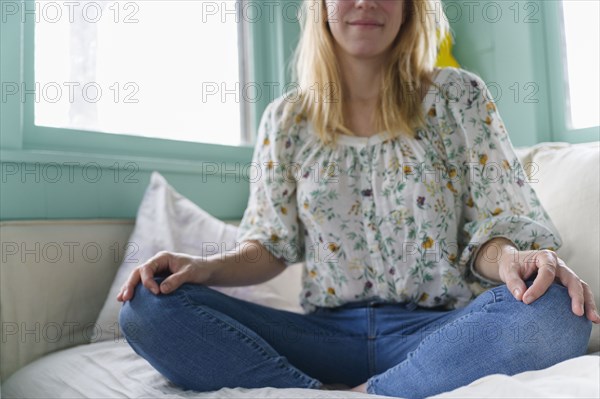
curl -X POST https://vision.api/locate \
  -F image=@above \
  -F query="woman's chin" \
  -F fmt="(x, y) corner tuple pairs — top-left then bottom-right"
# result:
(346, 49), (389, 60)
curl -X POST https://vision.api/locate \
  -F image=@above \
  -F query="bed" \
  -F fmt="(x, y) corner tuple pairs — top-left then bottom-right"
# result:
(2, 141), (599, 398)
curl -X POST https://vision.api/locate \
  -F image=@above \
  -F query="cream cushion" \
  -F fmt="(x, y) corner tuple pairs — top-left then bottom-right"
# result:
(0, 219), (134, 380)
(516, 141), (599, 353)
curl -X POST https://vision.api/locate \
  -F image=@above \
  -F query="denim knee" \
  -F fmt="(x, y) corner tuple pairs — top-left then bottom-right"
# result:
(118, 277), (177, 341)
(501, 281), (592, 361)
(118, 282), (151, 343)
(118, 277), (218, 338)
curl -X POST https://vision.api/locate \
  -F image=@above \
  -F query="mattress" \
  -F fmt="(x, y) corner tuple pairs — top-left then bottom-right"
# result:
(3, 340), (599, 398)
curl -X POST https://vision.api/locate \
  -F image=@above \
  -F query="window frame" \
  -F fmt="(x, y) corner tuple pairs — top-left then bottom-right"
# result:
(2, 0), (307, 170)
(542, 0), (599, 143)
(0, 0), (302, 221)
(24, 0), (253, 161)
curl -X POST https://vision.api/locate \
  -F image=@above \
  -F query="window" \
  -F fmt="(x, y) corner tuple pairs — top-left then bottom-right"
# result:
(560, 0), (599, 130)
(35, 0), (246, 146)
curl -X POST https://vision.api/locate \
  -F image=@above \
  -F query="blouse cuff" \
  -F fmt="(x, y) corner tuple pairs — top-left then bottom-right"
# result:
(260, 237), (303, 266)
(236, 230), (304, 267)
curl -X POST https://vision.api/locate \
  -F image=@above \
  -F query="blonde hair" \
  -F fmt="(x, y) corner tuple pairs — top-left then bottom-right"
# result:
(282, 0), (451, 147)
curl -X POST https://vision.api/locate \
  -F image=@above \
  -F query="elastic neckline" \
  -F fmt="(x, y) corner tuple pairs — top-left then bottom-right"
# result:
(324, 67), (450, 147)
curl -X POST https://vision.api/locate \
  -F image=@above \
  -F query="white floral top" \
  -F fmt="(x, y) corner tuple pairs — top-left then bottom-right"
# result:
(236, 67), (562, 314)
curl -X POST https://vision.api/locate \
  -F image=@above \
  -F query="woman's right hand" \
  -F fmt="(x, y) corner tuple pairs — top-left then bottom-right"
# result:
(116, 251), (214, 302)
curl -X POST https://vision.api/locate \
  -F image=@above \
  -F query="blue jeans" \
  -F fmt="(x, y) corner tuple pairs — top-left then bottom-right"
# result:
(119, 276), (591, 399)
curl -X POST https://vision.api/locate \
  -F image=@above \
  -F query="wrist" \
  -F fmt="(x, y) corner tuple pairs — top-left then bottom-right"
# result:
(477, 237), (518, 263)
(192, 255), (218, 285)
(475, 237), (518, 283)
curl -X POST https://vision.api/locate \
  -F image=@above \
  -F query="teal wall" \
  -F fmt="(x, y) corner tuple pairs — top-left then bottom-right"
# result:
(447, 0), (549, 147)
(1, 0), (597, 221)
(447, 0), (598, 145)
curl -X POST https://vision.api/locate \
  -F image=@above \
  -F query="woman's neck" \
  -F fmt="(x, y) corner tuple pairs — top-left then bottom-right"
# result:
(336, 50), (389, 104)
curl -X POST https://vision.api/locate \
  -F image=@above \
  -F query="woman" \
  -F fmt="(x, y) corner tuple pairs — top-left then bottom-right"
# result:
(117, 1), (598, 398)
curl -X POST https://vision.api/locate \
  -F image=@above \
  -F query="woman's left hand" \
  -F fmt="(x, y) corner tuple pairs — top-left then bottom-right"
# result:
(498, 248), (600, 324)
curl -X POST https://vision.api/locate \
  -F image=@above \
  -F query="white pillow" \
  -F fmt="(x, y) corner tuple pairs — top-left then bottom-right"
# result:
(94, 171), (301, 342)
(525, 142), (600, 353)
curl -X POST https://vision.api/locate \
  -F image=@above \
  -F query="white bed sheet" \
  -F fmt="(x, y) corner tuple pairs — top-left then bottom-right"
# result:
(3, 340), (599, 399)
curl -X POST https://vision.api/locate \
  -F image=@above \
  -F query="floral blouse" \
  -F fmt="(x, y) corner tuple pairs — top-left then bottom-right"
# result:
(236, 67), (562, 314)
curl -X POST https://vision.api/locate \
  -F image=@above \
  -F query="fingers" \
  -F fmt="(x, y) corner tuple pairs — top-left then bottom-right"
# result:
(503, 260), (527, 301)
(520, 253), (600, 323)
(554, 264), (585, 316)
(158, 266), (190, 294)
(140, 259), (162, 295)
(117, 266), (141, 302)
(582, 282), (600, 324)
(560, 273), (600, 323)
(521, 250), (557, 305)
(543, 257), (600, 322)
(117, 251), (170, 301)
(116, 266), (140, 302)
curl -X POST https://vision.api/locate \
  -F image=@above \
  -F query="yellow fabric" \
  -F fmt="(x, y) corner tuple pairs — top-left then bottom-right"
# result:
(436, 31), (460, 68)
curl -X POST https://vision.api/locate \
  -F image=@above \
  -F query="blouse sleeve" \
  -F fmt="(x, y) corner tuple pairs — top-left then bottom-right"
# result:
(235, 99), (305, 266)
(448, 69), (563, 293)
